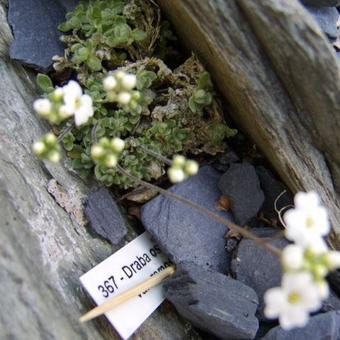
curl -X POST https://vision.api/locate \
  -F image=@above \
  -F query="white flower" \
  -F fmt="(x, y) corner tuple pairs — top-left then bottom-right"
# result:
(103, 76), (117, 91)
(281, 244), (304, 271)
(117, 92), (132, 105)
(184, 160), (199, 176)
(73, 94), (94, 126)
(294, 191), (320, 210)
(283, 191), (330, 248)
(111, 138), (125, 153)
(325, 251), (340, 270)
(316, 281), (330, 299)
(264, 272), (322, 330)
(62, 80), (83, 109)
(33, 98), (52, 116)
(121, 74), (137, 90)
(168, 167), (186, 183)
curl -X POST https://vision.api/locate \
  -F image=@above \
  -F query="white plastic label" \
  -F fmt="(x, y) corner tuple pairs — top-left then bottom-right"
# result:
(80, 232), (171, 339)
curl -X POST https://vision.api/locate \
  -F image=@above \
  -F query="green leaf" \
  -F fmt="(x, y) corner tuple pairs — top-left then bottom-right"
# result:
(193, 89), (212, 105)
(36, 74), (54, 93)
(131, 29), (147, 42)
(87, 56), (102, 71)
(113, 23), (131, 44)
(197, 72), (212, 89)
(188, 96), (198, 112)
(137, 71), (157, 90)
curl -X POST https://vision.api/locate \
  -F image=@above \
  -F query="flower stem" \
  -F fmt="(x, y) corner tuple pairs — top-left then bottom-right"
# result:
(116, 165), (282, 257)
(139, 145), (172, 166)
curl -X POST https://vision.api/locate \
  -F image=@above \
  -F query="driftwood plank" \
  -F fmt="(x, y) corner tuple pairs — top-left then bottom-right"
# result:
(158, 0), (340, 246)
(0, 1), (197, 338)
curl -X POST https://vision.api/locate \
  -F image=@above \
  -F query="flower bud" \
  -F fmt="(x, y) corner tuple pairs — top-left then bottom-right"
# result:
(184, 160), (199, 176)
(32, 141), (45, 155)
(122, 74), (137, 90)
(45, 133), (57, 145)
(117, 92), (132, 105)
(115, 71), (125, 80)
(314, 264), (328, 279)
(91, 145), (105, 159)
(105, 154), (118, 168)
(34, 98), (52, 116)
(48, 151), (61, 163)
(111, 137), (125, 153)
(103, 76), (117, 91)
(172, 155), (186, 167)
(52, 88), (64, 101)
(168, 167), (186, 183)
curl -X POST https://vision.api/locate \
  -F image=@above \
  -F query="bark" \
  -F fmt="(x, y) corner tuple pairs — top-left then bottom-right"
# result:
(0, 1), (197, 339)
(158, 0), (340, 246)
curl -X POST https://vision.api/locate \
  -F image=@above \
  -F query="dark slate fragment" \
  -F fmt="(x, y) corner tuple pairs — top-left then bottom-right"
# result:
(262, 311), (340, 340)
(231, 232), (288, 320)
(141, 166), (233, 274)
(213, 150), (240, 172)
(305, 6), (339, 39)
(329, 269), (340, 297)
(8, 0), (66, 72)
(256, 166), (293, 222)
(164, 262), (259, 340)
(321, 288), (340, 312)
(218, 162), (264, 225)
(57, 0), (79, 11)
(85, 188), (127, 245)
(301, 0), (340, 6)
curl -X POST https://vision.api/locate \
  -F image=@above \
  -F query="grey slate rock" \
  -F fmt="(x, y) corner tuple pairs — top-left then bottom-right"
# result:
(256, 166), (293, 221)
(141, 166), (233, 274)
(164, 262), (259, 340)
(85, 188), (127, 245)
(8, 0), (67, 71)
(301, 0), (340, 7)
(329, 269), (340, 297)
(321, 288), (340, 312)
(262, 311), (340, 340)
(232, 233), (288, 320)
(218, 162), (265, 225)
(305, 6), (339, 39)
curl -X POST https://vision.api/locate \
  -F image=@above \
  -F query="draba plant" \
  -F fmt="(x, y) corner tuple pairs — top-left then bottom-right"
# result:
(34, 0), (236, 189)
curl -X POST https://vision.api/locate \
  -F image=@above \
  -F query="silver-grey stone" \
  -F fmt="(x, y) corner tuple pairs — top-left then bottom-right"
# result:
(164, 262), (259, 340)
(84, 188), (128, 245)
(141, 166), (233, 274)
(218, 162), (265, 225)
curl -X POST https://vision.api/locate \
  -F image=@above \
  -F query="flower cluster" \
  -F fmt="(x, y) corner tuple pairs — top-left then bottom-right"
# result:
(33, 80), (94, 127)
(91, 137), (125, 168)
(264, 191), (340, 330)
(103, 71), (141, 111)
(167, 155), (199, 183)
(32, 133), (61, 163)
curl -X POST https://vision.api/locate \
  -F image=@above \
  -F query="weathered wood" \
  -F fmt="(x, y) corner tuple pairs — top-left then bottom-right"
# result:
(158, 0), (340, 245)
(0, 1), (198, 338)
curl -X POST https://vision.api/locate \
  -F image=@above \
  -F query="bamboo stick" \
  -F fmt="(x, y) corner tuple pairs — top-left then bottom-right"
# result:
(79, 265), (176, 323)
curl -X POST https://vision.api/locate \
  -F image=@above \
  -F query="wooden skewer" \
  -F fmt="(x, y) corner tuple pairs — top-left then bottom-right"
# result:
(79, 265), (176, 323)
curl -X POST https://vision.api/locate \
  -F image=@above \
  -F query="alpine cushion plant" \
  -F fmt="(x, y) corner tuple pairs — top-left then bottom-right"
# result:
(32, 0), (236, 189)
